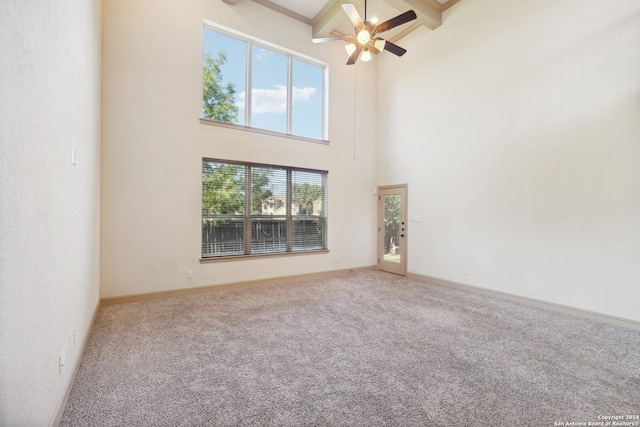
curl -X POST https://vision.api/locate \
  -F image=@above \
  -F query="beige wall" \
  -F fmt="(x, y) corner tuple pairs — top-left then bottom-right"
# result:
(100, 0), (378, 298)
(0, 0), (102, 425)
(376, 0), (640, 322)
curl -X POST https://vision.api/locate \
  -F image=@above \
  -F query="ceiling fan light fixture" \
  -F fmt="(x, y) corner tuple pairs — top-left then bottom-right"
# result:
(345, 42), (357, 56)
(311, 2), (417, 65)
(356, 29), (371, 45)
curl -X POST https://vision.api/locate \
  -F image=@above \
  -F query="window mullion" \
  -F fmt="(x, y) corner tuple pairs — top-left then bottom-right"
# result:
(244, 165), (252, 255)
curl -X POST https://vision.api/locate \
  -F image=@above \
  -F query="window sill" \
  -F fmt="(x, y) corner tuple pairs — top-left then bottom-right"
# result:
(200, 249), (329, 263)
(200, 118), (330, 145)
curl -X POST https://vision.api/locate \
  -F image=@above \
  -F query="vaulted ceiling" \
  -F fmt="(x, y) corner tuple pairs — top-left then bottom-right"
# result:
(222, 0), (461, 42)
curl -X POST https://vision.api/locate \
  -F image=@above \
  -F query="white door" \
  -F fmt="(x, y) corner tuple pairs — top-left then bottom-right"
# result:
(377, 185), (407, 275)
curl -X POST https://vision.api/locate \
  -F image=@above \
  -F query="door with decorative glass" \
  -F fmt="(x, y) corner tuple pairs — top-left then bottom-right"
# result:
(377, 185), (407, 275)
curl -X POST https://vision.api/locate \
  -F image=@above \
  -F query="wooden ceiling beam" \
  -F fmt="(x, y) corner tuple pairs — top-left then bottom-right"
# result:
(311, 0), (348, 38)
(388, 21), (421, 44)
(381, 0), (442, 30)
(250, 0), (313, 25)
(430, 0), (462, 12)
(224, 0), (461, 41)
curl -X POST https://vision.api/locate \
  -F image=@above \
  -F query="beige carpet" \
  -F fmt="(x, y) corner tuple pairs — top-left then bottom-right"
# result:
(61, 271), (640, 426)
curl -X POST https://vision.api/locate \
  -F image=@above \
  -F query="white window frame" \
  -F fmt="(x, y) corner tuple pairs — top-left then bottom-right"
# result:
(201, 158), (329, 261)
(201, 21), (329, 143)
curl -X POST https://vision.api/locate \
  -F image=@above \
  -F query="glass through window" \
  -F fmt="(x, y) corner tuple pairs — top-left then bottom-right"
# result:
(202, 24), (326, 141)
(292, 59), (324, 139)
(202, 159), (328, 258)
(202, 30), (247, 125)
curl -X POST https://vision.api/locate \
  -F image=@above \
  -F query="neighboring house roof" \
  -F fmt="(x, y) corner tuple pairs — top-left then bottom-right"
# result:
(261, 194), (322, 216)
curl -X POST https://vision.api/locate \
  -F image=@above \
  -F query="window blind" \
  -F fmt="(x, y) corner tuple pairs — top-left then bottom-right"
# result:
(202, 159), (327, 258)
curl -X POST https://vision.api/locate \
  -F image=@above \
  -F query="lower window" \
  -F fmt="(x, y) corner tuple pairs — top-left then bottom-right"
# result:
(202, 159), (328, 258)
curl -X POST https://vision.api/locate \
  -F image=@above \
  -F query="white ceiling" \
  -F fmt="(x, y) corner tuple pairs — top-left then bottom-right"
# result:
(243, 0), (461, 41)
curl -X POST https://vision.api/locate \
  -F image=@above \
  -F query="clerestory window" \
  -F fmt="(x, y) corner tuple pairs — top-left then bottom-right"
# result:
(202, 23), (327, 141)
(202, 159), (328, 259)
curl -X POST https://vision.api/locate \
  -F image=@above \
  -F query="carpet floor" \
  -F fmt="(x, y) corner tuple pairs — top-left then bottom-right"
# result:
(61, 271), (640, 426)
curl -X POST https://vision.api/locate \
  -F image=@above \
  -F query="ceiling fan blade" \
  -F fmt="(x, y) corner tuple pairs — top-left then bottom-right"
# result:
(342, 3), (364, 29)
(383, 40), (407, 57)
(346, 45), (363, 65)
(312, 34), (351, 43)
(374, 10), (417, 33)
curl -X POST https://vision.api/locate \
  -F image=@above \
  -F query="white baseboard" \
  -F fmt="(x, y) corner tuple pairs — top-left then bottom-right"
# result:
(101, 266), (378, 305)
(51, 300), (101, 427)
(407, 272), (640, 331)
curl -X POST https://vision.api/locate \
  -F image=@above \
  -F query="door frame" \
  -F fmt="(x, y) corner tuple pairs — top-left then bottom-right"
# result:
(377, 184), (408, 275)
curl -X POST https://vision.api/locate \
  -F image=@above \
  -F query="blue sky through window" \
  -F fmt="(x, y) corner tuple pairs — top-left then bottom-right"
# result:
(251, 46), (287, 133)
(203, 26), (325, 140)
(203, 29), (247, 125)
(292, 59), (324, 139)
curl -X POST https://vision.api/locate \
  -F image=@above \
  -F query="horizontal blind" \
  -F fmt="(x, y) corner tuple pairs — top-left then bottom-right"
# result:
(202, 161), (246, 256)
(202, 161), (245, 217)
(202, 159), (327, 258)
(291, 170), (327, 251)
(251, 165), (288, 254)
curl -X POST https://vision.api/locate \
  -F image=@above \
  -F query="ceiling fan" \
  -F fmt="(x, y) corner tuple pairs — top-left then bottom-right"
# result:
(312, 1), (417, 65)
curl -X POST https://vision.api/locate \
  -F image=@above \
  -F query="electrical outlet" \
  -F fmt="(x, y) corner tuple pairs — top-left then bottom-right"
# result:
(71, 329), (76, 348)
(187, 270), (193, 279)
(59, 348), (66, 374)
(464, 267), (469, 276)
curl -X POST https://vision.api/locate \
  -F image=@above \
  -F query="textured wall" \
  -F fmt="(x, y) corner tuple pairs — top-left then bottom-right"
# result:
(0, 0), (102, 424)
(100, 0), (378, 298)
(376, 0), (640, 322)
